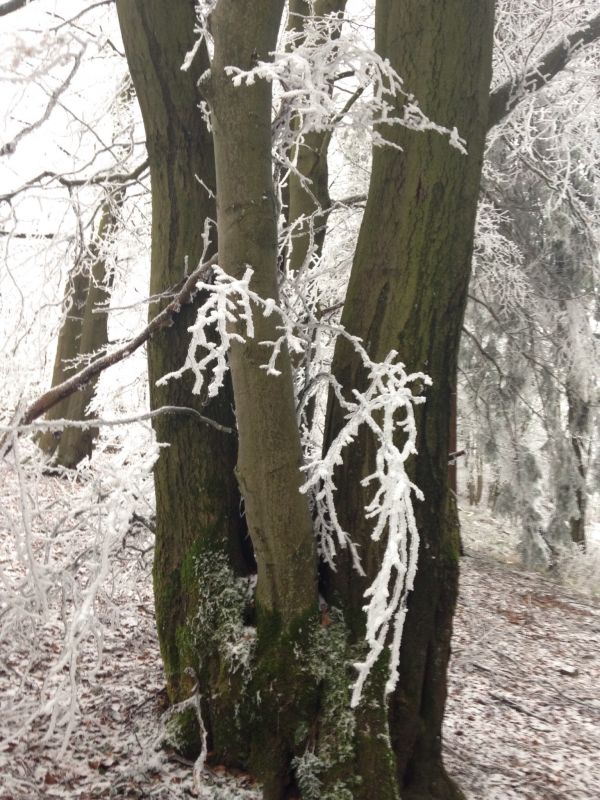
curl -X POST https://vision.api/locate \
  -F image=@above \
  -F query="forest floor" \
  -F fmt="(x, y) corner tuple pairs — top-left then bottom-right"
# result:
(1, 472), (599, 799)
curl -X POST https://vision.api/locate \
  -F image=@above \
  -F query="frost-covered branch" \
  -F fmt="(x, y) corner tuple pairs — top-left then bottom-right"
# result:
(228, 14), (468, 158)
(299, 343), (428, 705)
(164, 264), (428, 705)
(2, 405), (234, 437)
(489, 10), (600, 129)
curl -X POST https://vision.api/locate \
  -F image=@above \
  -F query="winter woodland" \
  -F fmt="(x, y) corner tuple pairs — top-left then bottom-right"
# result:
(0, 1), (599, 798)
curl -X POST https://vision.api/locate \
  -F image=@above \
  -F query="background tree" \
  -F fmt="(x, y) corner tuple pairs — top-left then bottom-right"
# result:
(1, 5), (148, 461)
(460, 20), (600, 565)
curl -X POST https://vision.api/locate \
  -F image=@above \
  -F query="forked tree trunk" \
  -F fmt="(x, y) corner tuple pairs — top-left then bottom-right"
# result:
(324, 2), (495, 798)
(48, 198), (118, 468)
(38, 79), (134, 469)
(118, 2), (495, 799)
(37, 197), (119, 467)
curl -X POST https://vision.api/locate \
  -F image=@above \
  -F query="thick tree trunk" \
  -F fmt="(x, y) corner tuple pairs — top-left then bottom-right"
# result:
(208, 0), (317, 624)
(117, 0), (245, 708)
(323, 2), (495, 798)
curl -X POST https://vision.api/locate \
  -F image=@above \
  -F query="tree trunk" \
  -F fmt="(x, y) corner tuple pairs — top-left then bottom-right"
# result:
(36, 262), (89, 458)
(208, 0), (317, 624)
(323, 2), (495, 798)
(38, 78), (135, 469)
(47, 197), (118, 468)
(117, 0), (246, 709)
(566, 379), (590, 548)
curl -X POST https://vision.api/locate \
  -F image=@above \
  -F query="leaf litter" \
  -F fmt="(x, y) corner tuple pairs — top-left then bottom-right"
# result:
(0, 471), (599, 799)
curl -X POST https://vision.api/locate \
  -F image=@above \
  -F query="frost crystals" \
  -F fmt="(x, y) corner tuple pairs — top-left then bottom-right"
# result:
(160, 265), (429, 706)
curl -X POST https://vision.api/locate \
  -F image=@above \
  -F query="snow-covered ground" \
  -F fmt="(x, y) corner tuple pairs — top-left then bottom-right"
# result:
(446, 550), (600, 800)
(1, 471), (599, 799)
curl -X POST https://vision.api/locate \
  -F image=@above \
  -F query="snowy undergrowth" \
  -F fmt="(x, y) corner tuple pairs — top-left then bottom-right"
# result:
(2, 473), (598, 799)
(0, 427), (158, 754)
(0, 456), (261, 800)
(459, 502), (600, 600)
(446, 552), (600, 800)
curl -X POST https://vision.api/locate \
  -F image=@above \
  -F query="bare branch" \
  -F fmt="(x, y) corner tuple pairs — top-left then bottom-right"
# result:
(49, 1), (115, 32)
(0, 50), (84, 157)
(488, 11), (600, 129)
(1, 254), (218, 448)
(0, 158), (149, 204)
(6, 405), (234, 436)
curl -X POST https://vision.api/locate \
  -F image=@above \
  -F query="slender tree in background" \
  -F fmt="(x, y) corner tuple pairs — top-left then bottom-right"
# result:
(30, 76), (142, 468)
(37, 193), (120, 467)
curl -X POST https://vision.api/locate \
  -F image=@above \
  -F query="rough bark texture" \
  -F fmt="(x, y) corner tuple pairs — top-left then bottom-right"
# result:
(323, 2), (495, 798)
(117, 0), (245, 706)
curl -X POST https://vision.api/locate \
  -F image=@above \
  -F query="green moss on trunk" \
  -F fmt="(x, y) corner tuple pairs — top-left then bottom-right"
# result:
(117, 0), (245, 708)
(323, 1), (495, 795)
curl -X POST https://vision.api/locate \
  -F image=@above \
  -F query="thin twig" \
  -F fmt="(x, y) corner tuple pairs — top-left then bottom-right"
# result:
(3, 405), (234, 436)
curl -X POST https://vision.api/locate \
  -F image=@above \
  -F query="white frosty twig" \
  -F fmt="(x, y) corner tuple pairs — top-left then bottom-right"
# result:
(165, 266), (428, 705)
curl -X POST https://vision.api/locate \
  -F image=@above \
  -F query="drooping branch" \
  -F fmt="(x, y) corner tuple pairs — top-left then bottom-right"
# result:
(2, 254), (217, 439)
(488, 11), (600, 129)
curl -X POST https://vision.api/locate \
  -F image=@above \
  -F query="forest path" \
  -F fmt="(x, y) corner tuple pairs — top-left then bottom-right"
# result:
(445, 551), (600, 800)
